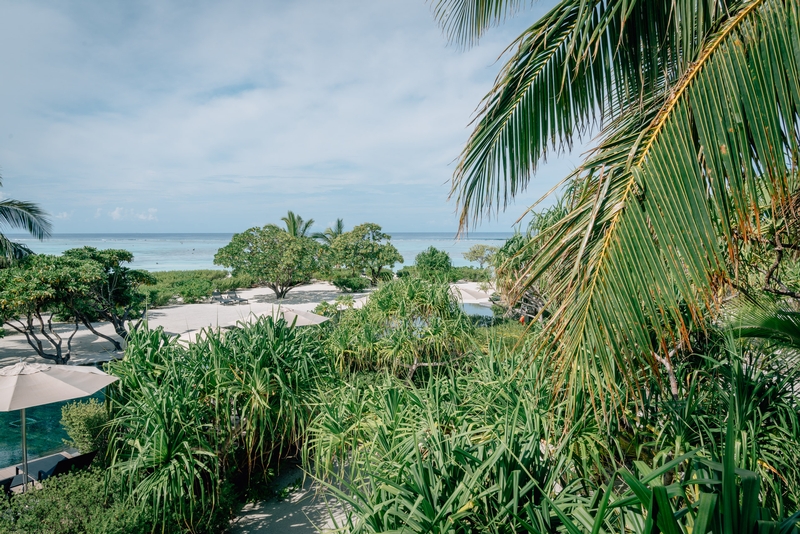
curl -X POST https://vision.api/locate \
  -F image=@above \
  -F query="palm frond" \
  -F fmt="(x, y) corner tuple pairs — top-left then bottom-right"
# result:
(450, 0), (738, 229)
(431, 0), (533, 47)
(517, 0), (800, 412)
(0, 198), (52, 239)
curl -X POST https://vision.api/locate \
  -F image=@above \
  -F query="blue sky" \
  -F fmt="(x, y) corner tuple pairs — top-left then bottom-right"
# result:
(0, 0), (582, 234)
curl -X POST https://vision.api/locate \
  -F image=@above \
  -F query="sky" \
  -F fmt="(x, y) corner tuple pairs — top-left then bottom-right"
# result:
(0, 0), (583, 234)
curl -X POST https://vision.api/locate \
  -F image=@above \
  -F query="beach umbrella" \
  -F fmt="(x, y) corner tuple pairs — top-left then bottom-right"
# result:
(0, 361), (118, 492)
(452, 286), (493, 306)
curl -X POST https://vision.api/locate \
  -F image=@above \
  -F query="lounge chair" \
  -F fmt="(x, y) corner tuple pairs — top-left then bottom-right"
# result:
(15, 453), (66, 479)
(225, 290), (248, 304)
(210, 290), (225, 303)
(37, 451), (97, 482)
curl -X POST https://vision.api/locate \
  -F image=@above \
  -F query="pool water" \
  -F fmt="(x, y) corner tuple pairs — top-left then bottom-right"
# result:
(0, 393), (103, 469)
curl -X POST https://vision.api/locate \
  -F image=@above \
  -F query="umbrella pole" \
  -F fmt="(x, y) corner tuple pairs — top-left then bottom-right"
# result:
(21, 408), (29, 493)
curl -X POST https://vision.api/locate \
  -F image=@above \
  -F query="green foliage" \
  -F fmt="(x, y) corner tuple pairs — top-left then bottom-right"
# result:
(0, 254), (105, 363)
(0, 469), (153, 534)
(280, 210), (314, 237)
(450, 265), (491, 282)
(61, 398), (109, 458)
(143, 270), (256, 306)
(104, 317), (331, 532)
(398, 264), (490, 283)
(556, 423), (800, 534)
(462, 243), (497, 268)
(325, 278), (473, 374)
(442, 0), (800, 412)
(214, 225), (319, 298)
(312, 218), (345, 245)
(414, 246), (452, 281)
(0, 177), (51, 264)
(329, 223), (403, 284)
(310, 345), (577, 533)
(332, 275), (370, 293)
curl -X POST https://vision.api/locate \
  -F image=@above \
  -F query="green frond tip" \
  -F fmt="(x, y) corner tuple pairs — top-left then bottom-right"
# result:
(430, 0), (534, 48)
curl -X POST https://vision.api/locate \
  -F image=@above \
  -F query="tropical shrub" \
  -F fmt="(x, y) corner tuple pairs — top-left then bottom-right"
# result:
(61, 398), (109, 458)
(310, 342), (587, 533)
(104, 317), (332, 532)
(0, 468), (153, 534)
(326, 278), (473, 375)
(414, 246), (452, 281)
(332, 275), (370, 293)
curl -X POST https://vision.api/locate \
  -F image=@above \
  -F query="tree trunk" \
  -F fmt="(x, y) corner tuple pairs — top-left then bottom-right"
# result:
(79, 315), (123, 351)
(5, 314), (70, 364)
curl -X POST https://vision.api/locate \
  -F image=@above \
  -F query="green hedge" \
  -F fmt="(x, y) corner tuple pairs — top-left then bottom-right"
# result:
(0, 469), (152, 534)
(142, 270), (258, 306)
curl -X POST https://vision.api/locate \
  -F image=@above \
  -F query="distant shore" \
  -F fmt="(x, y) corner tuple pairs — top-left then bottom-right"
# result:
(6, 232), (513, 271)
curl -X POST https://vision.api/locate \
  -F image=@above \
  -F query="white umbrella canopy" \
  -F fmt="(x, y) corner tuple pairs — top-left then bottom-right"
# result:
(0, 362), (118, 412)
(0, 361), (118, 491)
(451, 286), (493, 306)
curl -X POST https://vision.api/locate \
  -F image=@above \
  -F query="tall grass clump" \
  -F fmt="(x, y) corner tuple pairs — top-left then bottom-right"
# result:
(308, 323), (800, 532)
(308, 338), (598, 533)
(104, 317), (332, 532)
(326, 278), (474, 376)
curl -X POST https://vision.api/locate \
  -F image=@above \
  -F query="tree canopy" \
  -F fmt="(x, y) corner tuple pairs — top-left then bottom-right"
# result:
(62, 247), (155, 346)
(0, 255), (103, 363)
(415, 246), (453, 281)
(462, 244), (497, 269)
(214, 225), (319, 298)
(329, 223), (403, 284)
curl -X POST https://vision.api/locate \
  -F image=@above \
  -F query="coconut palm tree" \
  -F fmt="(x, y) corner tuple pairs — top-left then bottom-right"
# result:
(312, 218), (345, 245)
(280, 210), (314, 238)
(0, 176), (51, 264)
(436, 0), (800, 407)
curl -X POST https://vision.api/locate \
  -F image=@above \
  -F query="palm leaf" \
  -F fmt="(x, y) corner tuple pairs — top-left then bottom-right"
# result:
(516, 0), (800, 413)
(445, 0), (735, 228)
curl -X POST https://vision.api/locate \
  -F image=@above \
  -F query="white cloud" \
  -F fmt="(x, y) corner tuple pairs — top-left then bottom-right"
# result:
(137, 208), (158, 221)
(53, 211), (71, 219)
(0, 0), (576, 233)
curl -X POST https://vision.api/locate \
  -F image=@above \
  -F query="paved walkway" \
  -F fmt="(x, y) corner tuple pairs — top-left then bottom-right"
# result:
(230, 466), (347, 534)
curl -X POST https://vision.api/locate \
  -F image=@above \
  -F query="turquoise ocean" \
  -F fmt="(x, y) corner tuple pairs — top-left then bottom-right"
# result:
(7, 232), (513, 271)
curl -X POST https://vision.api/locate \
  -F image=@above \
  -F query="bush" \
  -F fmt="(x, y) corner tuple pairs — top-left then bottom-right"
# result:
(414, 246), (452, 280)
(141, 270), (256, 306)
(395, 265), (417, 278)
(326, 278), (473, 374)
(449, 266), (491, 282)
(103, 318), (333, 532)
(332, 276), (370, 292)
(61, 398), (109, 458)
(0, 469), (153, 534)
